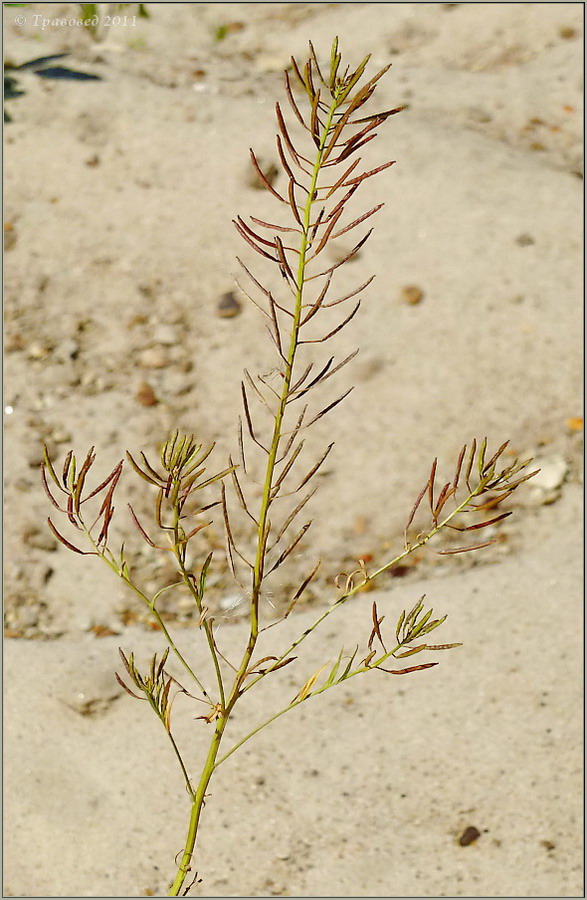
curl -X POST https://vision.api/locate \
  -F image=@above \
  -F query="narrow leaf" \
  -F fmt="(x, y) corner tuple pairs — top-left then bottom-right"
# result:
(272, 487), (317, 546)
(426, 643), (463, 650)
(287, 558), (321, 609)
(395, 644), (427, 658)
(249, 149), (287, 202)
(332, 204), (384, 240)
(437, 539), (497, 555)
(339, 645), (359, 680)
(41, 463), (66, 510)
(395, 609), (406, 643)
(115, 672), (145, 700)
(293, 662), (329, 703)
(47, 518), (91, 555)
(296, 442), (334, 490)
(305, 388), (353, 426)
(325, 647), (345, 687)
(465, 438), (477, 491)
(267, 521), (312, 574)
(128, 504), (158, 548)
(383, 662), (439, 675)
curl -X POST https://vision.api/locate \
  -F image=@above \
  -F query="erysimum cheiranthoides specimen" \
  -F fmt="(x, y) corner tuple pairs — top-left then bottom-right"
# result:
(43, 38), (538, 896)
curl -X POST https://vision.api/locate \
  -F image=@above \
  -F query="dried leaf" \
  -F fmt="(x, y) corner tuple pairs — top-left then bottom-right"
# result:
(437, 539), (497, 555)
(115, 672), (144, 700)
(382, 662), (439, 675)
(267, 521), (312, 574)
(286, 559), (321, 612)
(293, 662), (329, 703)
(395, 644), (427, 658)
(46, 517), (91, 555)
(426, 642), (462, 650)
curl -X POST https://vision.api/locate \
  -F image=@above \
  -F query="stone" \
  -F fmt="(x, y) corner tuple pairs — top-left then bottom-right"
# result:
(400, 285), (424, 305)
(139, 346), (169, 369)
(216, 292), (242, 318)
(152, 324), (179, 346)
(531, 455), (568, 492)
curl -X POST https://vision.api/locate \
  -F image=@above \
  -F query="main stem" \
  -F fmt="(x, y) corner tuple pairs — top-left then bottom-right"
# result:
(167, 90), (342, 899)
(248, 93), (341, 639)
(168, 718), (226, 897)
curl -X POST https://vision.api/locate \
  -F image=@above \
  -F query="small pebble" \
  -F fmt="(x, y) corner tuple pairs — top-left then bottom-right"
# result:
(139, 346), (169, 369)
(401, 285), (424, 305)
(531, 455), (568, 492)
(216, 291), (242, 319)
(74, 614), (94, 632)
(459, 825), (481, 846)
(27, 342), (52, 360)
(515, 233), (535, 246)
(566, 416), (583, 432)
(136, 382), (158, 406)
(88, 624), (120, 638)
(559, 26), (577, 40)
(152, 324), (179, 346)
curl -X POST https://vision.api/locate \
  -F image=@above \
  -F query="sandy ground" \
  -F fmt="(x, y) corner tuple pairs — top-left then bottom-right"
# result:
(3, 2), (584, 897)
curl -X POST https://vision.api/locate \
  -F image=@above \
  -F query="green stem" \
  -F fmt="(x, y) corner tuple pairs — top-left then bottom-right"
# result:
(82, 523), (212, 700)
(165, 723), (195, 799)
(216, 637), (407, 768)
(249, 93), (341, 635)
(215, 702), (297, 768)
(227, 92), (344, 704)
(167, 85), (345, 900)
(168, 718), (226, 897)
(171, 509), (226, 710)
(217, 482), (488, 765)
(242, 480), (483, 694)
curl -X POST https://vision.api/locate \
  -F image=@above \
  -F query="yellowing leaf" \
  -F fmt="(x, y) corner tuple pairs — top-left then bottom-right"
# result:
(292, 663), (329, 703)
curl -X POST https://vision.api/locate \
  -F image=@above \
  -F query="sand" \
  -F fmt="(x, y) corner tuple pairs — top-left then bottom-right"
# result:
(3, 3), (583, 897)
